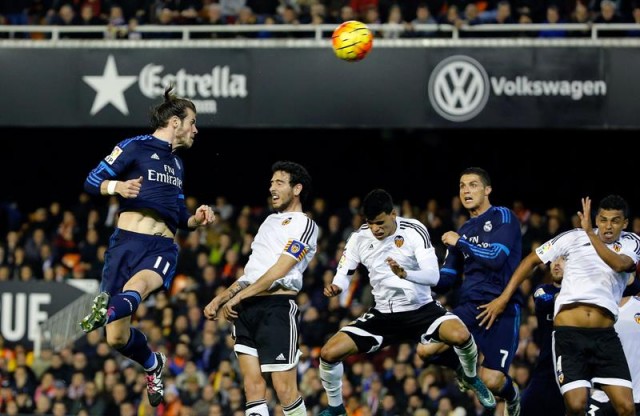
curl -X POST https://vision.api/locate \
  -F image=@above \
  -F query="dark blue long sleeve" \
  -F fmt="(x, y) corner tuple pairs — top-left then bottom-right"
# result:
(445, 206), (523, 305)
(84, 135), (190, 234)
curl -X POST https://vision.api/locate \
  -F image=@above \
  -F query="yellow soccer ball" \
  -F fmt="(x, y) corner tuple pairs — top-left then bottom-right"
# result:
(331, 20), (373, 62)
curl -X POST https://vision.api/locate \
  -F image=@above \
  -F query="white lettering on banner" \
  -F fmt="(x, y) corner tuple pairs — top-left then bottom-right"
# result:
(138, 64), (249, 98)
(428, 55), (608, 123)
(0, 292), (51, 342)
(29, 294), (49, 341)
(138, 64), (247, 115)
(491, 76), (607, 100)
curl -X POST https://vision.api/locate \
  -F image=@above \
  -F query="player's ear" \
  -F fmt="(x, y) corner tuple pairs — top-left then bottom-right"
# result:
(485, 185), (492, 197)
(293, 183), (302, 197)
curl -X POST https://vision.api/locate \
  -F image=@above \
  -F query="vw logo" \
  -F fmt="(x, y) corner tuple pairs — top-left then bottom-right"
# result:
(428, 55), (490, 122)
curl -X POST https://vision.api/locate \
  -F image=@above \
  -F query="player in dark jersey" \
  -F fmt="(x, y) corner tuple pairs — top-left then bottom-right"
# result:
(521, 256), (565, 416)
(79, 85), (215, 407)
(423, 167), (523, 415)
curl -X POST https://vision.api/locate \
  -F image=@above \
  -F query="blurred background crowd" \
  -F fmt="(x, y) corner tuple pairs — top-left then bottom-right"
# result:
(1, 0), (640, 39)
(2, 189), (638, 416)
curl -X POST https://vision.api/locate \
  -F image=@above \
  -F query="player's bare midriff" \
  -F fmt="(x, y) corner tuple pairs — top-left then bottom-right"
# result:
(117, 210), (174, 239)
(555, 302), (615, 328)
(256, 288), (298, 297)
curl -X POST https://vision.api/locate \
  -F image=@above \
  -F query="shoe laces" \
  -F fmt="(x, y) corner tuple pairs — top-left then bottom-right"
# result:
(146, 366), (163, 394)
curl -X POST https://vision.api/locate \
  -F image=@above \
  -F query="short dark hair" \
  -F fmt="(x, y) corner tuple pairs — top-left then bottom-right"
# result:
(150, 85), (197, 130)
(363, 189), (394, 220)
(598, 194), (629, 218)
(460, 167), (491, 187)
(271, 161), (312, 203)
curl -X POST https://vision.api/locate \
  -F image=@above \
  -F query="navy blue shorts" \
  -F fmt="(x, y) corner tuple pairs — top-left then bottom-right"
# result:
(100, 228), (178, 295)
(521, 374), (565, 416)
(453, 301), (520, 373)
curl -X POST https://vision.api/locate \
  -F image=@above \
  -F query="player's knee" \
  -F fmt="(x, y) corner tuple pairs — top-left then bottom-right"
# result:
(106, 333), (128, 349)
(565, 396), (588, 414)
(448, 327), (471, 346)
(320, 344), (339, 363)
(439, 319), (470, 346)
(481, 371), (505, 392)
(612, 400), (635, 416)
(416, 342), (441, 360)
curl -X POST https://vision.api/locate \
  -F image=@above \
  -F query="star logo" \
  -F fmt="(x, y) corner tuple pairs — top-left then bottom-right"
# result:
(83, 55), (137, 116)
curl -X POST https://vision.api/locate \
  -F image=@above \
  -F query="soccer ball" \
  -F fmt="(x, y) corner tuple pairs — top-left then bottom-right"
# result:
(331, 20), (373, 62)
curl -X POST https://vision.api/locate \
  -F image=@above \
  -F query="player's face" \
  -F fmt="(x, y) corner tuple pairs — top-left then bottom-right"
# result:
(366, 211), (397, 240)
(550, 256), (565, 284)
(270, 170), (296, 212)
(595, 209), (628, 244)
(459, 174), (491, 211)
(173, 109), (198, 149)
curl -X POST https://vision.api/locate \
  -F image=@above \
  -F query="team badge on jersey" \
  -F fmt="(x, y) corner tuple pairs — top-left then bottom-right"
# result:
(105, 146), (123, 165)
(285, 239), (308, 261)
(536, 242), (552, 256)
(634, 312), (640, 324)
(483, 221), (492, 232)
(556, 356), (564, 384)
(282, 217), (292, 226)
(338, 253), (347, 269)
(613, 242), (622, 253)
(394, 236), (404, 248)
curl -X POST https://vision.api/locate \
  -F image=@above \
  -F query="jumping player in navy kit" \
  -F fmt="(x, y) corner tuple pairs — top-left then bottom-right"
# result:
(79, 85), (215, 407)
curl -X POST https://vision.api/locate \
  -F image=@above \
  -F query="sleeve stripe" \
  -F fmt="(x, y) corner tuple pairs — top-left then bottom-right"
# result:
(497, 206), (511, 224)
(300, 218), (316, 244)
(87, 162), (115, 187)
(399, 221), (432, 249)
(441, 267), (457, 276)
(459, 240), (510, 258)
(550, 229), (578, 245)
(622, 232), (640, 256)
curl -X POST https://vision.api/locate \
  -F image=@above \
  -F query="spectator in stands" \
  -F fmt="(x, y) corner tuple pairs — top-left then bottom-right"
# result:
(483, 0), (517, 37)
(78, 85), (215, 408)
(220, 0), (246, 23)
(75, 4), (106, 39)
(382, 4), (408, 39)
(318, 189), (495, 416)
(569, 1), (593, 37)
(540, 6), (568, 39)
(47, 4), (81, 38)
(594, 0), (627, 36)
(204, 161), (317, 416)
(408, 3), (437, 37)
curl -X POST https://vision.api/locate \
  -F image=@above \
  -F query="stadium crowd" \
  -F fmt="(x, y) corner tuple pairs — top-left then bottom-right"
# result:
(1, 190), (636, 416)
(1, 0), (640, 39)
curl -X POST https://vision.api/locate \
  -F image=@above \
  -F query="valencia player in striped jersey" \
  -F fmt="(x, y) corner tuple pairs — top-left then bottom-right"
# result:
(318, 189), (495, 416)
(480, 195), (640, 416)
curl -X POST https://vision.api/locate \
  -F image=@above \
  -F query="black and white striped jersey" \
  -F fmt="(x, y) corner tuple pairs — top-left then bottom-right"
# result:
(536, 229), (640, 319)
(333, 216), (439, 313)
(239, 211), (318, 293)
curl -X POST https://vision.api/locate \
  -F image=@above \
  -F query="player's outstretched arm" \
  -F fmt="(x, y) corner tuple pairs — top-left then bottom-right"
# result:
(477, 251), (542, 329)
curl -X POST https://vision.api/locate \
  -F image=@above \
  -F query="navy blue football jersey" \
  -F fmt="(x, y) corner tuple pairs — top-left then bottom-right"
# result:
(84, 135), (190, 234)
